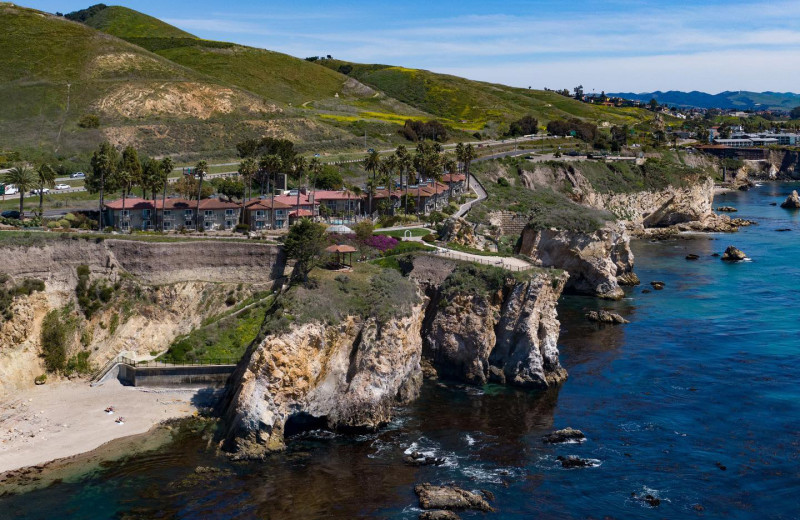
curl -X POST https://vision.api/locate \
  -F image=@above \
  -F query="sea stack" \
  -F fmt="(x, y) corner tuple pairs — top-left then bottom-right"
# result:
(780, 191), (800, 209)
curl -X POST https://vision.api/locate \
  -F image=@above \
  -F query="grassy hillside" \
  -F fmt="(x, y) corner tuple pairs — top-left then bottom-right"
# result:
(0, 3), (358, 160)
(80, 5), (196, 39)
(320, 60), (657, 131)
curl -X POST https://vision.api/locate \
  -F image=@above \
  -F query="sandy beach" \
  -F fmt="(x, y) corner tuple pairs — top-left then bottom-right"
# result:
(0, 380), (212, 474)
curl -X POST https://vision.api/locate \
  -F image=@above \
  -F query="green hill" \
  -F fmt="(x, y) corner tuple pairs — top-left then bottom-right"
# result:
(320, 60), (656, 131)
(78, 5), (196, 39)
(0, 3), (358, 160)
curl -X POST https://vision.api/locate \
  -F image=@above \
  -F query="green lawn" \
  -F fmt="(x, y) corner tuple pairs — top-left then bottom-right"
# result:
(374, 228), (430, 238)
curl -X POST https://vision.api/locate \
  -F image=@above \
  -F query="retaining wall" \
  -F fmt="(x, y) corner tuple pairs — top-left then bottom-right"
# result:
(114, 364), (235, 387)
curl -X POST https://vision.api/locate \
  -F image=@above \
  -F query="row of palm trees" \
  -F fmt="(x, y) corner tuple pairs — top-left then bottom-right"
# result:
(361, 141), (476, 217)
(237, 154), (325, 229)
(1, 163), (57, 217)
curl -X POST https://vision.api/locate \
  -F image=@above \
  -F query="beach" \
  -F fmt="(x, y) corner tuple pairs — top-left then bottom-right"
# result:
(0, 380), (209, 474)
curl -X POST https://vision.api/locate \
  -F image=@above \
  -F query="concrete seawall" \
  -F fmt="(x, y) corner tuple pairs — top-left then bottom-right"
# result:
(114, 364), (236, 387)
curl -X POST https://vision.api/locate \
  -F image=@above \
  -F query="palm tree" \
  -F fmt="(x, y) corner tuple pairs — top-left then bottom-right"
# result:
(194, 160), (208, 231)
(363, 150), (380, 216)
(444, 155), (458, 201)
(35, 164), (56, 216)
(121, 146), (142, 198)
(291, 156), (308, 222)
(463, 143), (476, 192)
(378, 155), (396, 216)
(160, 157), (173, 232)
(259, 155), (282, 229)
(455, 142), (465, 173)
(394, 145), (412, 215)
(112, 168), (131, 232)
(238, 157), (257, 223)
(308, 157), (322, 219)
(2, 166), (35, 217)
(88, 143), (119, 231)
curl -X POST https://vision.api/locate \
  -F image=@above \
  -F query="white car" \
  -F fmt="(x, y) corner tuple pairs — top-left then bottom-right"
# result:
(30, 188), (50, 195)
(2, 184), (18, 195)
(70, 172), (85, 179)
(55, 183), (70, 190)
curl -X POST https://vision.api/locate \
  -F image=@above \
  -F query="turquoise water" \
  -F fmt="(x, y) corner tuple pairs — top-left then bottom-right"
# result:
(2, 183), (800, 519)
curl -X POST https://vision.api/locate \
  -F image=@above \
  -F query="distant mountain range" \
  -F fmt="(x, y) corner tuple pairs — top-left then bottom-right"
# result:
(607, 91), (800, 111)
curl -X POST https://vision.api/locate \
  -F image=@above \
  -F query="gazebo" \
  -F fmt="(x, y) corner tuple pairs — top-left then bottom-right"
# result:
(325, 244), (357, 268)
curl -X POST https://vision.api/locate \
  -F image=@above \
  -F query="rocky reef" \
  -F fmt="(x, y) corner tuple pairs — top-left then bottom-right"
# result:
(220, 255), (569, 458)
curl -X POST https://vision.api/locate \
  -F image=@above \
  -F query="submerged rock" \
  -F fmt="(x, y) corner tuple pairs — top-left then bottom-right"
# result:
(716, 206), (737, 212)
(780, 190), (800, 209)
(419, 511), (461, 520)
(632, 492), (661, 507)
(776, 228), (792, 232)
(404, 451), (445, 467)
(650, 281), (665, 290)
(586, 310), (629, 325)
(685, 254), (700, 260)
(722, 246), (747, 262)
(414, 483), (494, 512)
(557, 455), (595, 468)
(542, 427), (586, 444)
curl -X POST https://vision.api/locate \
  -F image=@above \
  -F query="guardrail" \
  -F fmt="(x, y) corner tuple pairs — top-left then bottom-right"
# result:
(427, 250), (531, 272)
(118, 356), (238, 367)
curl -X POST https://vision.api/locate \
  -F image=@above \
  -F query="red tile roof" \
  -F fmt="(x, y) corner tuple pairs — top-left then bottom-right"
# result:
(105, 197), (240, 211)
(289, 209), (314, 217)
(245, 198), (294, 210)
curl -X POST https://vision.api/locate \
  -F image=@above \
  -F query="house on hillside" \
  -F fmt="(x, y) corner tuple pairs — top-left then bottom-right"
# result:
(244, 198), (294, 230)
(104, 197), (241, 231)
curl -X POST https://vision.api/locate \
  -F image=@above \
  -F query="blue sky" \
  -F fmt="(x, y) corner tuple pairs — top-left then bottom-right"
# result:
(23, 0), (800, 93)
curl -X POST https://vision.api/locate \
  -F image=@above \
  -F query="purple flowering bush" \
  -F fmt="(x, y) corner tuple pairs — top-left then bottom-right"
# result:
(365, 234), (398, 252)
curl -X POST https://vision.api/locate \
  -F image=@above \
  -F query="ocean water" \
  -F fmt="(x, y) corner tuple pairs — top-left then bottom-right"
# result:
(2, 183), (800, 519)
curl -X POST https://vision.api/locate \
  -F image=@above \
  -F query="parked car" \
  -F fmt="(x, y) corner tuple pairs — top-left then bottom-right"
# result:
(30, 188), (50, 195)
(3, 184), (18, 195)
(70, 172), (85, 178)
(1, 210), (21, 219)
(55, 183), (70, 190)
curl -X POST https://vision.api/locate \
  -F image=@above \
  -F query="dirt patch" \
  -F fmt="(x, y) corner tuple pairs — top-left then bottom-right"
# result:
(96, 82), (279, 120)
(88, 52), (170, 78)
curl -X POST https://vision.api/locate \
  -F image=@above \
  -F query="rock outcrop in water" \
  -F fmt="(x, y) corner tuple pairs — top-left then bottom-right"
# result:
(517, 222), (633, 300)
(221, 304), (425, 458)
(722, 246), (747, 262)
(221, 255), (569, 458)
(780, 190), (800, 209)
(413, 256), (569, 387)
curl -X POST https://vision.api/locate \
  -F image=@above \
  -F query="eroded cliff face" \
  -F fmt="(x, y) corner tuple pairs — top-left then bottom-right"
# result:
(221, 305), (425, 458)
(221, 256), (570, 458)
(517, 222), (633, 299)
(422, 272), (568, 387)
(0, 238), (284, 394)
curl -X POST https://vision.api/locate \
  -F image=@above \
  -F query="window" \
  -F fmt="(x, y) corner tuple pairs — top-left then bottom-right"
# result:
(163, 210), (172, 217)
(225, 220), (234, 229)
(184, 209), (193, 218)
(256, 210), (265, 218)
(225, 209), (235, 217)
(120, 209), (130, 217)
(164, 222), (172, 230)
(143, 220), (151, 229)
(204, 210), (214, 218)
(142, 209), (151, 218)
(204, 221), (213, 229)
(185, 220), (193, 228)
(255, 221), (264, 229)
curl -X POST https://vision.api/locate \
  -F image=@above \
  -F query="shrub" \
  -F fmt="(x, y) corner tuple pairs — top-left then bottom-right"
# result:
(384, 241), (434, 256)
(225, 295), (237, 306)
(40, 310), (68, 372)
(235, 223), (250, 234)
(109, 313), (119, 335)
(366, 234), (398, 252)
(34, 374), (47, 385)
(77, 113), (100, 129)
(75, 264), (114, 318)
(58, 219), (71, 229)
(497, 177), (510, 187)
(422, 233), (436, 243)
(47, 221), (60, 229)
(352, 220), (374, 242)
(65, 351), (93, 376)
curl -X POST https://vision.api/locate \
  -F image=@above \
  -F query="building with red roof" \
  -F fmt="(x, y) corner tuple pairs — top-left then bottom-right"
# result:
(103, 197), (241, 231)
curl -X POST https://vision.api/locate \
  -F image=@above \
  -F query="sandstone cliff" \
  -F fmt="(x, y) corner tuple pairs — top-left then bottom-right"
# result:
(517, 222), (633, 299)
(0, 237), (285, 394)
(221, 303), (425, 458)
(221, 255), (569, 458)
